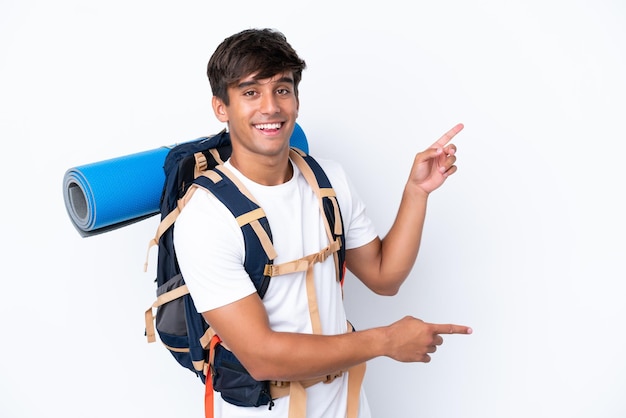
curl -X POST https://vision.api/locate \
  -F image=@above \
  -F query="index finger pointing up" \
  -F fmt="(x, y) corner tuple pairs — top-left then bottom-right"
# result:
(430, 123), (464, 149)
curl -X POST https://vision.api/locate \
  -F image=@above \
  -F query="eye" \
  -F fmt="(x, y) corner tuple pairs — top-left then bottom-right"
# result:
(276, 88), (291, 96)
(243, 90), (257, 97)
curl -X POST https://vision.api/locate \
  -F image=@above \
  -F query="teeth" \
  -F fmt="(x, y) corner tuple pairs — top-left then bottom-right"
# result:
(255, 123), (281, 130)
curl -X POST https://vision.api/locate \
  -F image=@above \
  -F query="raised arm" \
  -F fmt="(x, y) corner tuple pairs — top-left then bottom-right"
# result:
(346, 123), (464, 295)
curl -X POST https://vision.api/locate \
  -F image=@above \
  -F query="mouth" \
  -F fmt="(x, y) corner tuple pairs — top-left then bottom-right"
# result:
(254, 122), (283, 132)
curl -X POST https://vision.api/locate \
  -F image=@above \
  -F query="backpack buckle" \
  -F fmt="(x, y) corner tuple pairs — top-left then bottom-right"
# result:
(263, 264), (274, 276)
(324, 371), (343, 384)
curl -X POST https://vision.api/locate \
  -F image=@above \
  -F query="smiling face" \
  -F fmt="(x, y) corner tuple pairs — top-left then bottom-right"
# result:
(212, 71), (299, 161)
(206, 29), (306, 184)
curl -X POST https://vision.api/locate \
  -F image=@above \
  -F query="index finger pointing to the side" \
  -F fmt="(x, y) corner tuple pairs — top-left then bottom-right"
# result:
(430, 123), (464, 149)
(432, 323), (473, 335)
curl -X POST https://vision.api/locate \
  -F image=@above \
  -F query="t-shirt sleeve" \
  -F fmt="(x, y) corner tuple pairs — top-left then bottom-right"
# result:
(173, 188), (256, 313)
(317, 159), (378, 250)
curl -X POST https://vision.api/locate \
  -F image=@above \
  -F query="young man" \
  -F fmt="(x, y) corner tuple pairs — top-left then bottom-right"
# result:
(174, 28), (472, 418)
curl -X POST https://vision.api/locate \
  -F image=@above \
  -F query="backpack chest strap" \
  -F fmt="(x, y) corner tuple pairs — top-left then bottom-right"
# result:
(263, 238), (342, 335)
(262, 239), (341, 278)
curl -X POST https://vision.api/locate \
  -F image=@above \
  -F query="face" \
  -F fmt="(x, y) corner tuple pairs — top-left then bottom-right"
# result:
(212, 71), (299, 159)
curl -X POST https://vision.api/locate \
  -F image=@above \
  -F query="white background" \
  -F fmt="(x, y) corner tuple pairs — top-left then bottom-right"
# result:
(1, 1), (625, 417)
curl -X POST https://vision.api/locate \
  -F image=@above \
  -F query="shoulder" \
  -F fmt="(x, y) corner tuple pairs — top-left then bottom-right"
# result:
(307, 156), (351, 188)
(177, 186), (235, 224)
(308, 155), (343, 172)
(304, 154), (355, 211)
(174, 186), (243, 249)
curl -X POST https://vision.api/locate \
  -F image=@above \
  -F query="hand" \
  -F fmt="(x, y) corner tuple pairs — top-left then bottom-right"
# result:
(385, 315), (472, 363)
(408, 123), (464, 195)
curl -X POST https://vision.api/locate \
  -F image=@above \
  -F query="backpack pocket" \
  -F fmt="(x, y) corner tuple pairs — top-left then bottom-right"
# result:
(212, 343), (272, 407)
(155, 274), (208, 381)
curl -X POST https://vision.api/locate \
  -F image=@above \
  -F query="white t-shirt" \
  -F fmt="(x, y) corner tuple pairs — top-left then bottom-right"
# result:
(174, 156), (377, 418)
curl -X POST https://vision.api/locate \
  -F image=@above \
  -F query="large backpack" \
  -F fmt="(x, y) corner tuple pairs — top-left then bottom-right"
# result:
(143, 127), (363, 415)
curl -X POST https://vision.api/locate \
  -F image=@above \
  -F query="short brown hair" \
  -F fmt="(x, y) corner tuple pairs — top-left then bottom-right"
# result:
(207, 28), (307, 105)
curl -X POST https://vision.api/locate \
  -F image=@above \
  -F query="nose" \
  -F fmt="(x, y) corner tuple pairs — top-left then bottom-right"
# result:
(259, 93), (280, 115)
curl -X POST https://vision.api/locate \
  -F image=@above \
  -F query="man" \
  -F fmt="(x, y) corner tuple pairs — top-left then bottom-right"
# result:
(174, 28), (472, 418)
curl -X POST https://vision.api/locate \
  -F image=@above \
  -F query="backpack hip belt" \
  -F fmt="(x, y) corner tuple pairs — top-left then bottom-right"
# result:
(267, 321), (366, 418)
(269, 362), (366, 418)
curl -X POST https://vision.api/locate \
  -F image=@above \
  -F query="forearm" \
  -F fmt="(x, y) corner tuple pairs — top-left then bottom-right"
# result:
(205, 295), (389, 382)
(209, 295), (471, 382)
(244, 313), (464, 381)
(243, 326), (388, 382)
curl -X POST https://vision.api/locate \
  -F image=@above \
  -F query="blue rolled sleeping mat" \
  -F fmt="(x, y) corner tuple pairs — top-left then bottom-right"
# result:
(63, 123), (309, 237)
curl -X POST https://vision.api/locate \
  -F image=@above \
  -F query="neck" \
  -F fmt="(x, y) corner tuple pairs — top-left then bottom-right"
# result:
(229, 149), (293, 186)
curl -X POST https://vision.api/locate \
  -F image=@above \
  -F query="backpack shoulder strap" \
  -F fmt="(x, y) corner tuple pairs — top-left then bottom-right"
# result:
(191, 164), (277, 298)
(289, 148), (346, 284)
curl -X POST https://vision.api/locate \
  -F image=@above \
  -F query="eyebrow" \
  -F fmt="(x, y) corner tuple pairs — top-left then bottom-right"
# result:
(236, 75), (295, 90)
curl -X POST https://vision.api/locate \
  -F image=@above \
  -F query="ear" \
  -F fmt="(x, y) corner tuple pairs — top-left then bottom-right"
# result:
(212, 96), (228, 122)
